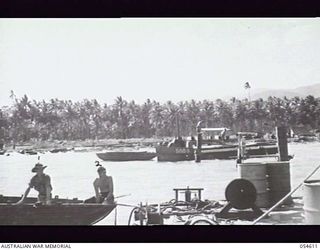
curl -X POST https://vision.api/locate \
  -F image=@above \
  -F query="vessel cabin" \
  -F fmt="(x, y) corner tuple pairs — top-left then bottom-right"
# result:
(201, 127), (233, 144)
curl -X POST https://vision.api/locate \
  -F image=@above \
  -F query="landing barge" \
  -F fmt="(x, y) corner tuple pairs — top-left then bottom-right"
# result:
(156, 127), (278, 162)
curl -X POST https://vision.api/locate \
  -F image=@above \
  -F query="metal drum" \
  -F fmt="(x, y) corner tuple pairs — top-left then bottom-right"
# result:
(237, 162), (269, 208)
(304, 180), (320, 225)
(266, 162), (292, 206)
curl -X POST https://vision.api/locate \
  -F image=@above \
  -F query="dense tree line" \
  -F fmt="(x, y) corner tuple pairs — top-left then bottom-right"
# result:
(0, 94), (320, 142)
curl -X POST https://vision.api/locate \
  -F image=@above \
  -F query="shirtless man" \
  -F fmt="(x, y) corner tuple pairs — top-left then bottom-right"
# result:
(93, 166), (114, 204)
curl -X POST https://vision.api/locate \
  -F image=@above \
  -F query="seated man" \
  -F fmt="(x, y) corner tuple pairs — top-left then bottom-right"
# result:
(16, 163), (52, 205)
(93, 166), (114, 204)
(176, 136), (186, 147)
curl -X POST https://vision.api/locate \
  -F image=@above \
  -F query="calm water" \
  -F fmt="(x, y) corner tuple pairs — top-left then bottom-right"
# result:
(1, 142), (320, 225)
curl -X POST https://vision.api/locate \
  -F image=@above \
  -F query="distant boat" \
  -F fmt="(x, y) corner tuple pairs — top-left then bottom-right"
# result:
(50, 148), (73, 153)
(156, 143), (278, 162)
(96, 151), (157, 161)
(156, 128), (278, 162)
(18, 149), (38, 155)
(0, 195), (116, 225)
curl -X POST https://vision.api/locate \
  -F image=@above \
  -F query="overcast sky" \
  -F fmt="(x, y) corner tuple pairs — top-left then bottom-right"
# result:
(0, 18), (320, 107)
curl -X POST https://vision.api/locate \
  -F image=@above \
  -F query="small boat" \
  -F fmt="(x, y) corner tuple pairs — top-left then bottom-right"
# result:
(50, 148), (73, 153)
(0, 195), (116, 225)
(96, 151), (157, 161)
(0, 149), (6, 155)
(18, 149), (38, 155)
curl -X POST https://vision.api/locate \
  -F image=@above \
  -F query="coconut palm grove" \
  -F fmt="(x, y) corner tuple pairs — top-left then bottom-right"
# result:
(0, 94), (319, 143)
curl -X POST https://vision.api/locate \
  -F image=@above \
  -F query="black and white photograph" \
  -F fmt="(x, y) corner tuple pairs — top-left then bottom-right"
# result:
(1, 18), (320, 231)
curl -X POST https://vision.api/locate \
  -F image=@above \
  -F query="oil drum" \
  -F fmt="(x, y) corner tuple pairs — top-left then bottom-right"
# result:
(266, 162), (292, 206)
(304, 180), (320, 225)
(237, 162), (270, 207)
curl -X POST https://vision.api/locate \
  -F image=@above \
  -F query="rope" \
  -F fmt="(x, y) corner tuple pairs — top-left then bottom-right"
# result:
(116, 203), (139, 208)
(127, 207), (140, 225)
(114, 206), (117, 225)
(114, 194), (131, 199)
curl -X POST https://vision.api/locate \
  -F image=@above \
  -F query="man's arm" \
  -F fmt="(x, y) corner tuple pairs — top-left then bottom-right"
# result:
(45, 176), (52, 205)
(93, 179), (100, 202)
(15, 186), (31, 205)
(106, 177), (114, 200)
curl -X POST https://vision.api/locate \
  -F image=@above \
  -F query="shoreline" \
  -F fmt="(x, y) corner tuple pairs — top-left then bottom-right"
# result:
(1, 137), (319, 154)
(2, 138), (165, 153)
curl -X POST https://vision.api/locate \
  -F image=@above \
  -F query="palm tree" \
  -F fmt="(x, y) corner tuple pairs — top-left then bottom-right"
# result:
(113, 96), (129, 139)
(150, 101), (165, 136)
(200, 100), (215, 128)
(214, 99), (233, 128)
(163, 101), (180, 137)
(185, 99), (201, 135)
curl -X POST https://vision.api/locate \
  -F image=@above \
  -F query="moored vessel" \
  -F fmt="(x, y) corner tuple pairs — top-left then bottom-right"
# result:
(96, 151), (157, 161)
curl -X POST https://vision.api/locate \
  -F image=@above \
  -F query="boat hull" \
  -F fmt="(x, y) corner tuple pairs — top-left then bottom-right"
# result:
(156, 147), (194, 162)
(0, 196), (116, 225)
(156, 144), (278, 162)
(96, 152), (156, 161)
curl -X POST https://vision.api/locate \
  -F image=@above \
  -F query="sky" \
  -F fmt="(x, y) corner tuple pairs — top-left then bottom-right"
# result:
(0, 18), (320, 107)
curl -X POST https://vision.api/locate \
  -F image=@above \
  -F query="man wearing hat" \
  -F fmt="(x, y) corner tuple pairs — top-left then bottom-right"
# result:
(16, 163), (53, 205)
(93, 166), (114, 204)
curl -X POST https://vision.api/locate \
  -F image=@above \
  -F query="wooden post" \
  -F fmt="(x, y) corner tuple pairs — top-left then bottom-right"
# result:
(0, 112), (5, 151)
(236, 134), (242, 164)
(198, 190), (202, 201)
(276, 126), (289, 161)
(174, 189), (179, 201)
(139, 202), (144, 226)
(195, 122), (202, 163)
(185, 186), (191, 202)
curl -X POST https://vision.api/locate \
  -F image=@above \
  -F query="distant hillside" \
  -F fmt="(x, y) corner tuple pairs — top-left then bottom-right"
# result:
(295, 83), (320, 97)
(251, 83), (320, 100)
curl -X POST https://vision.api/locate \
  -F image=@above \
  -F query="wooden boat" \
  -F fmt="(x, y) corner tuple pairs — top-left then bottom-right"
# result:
(96, 151), (157, 161)
(0, 195), (116, 225)
(18, 149), (38, 155)
(50, 148), (73, 153)
(156, 143), (278, 162)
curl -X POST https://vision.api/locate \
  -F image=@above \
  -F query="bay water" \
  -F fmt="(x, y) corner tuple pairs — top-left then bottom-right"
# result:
(1, 142), (320, 225)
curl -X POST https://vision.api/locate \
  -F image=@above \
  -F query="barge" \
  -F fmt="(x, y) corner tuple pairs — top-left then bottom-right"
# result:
(156, 141), (278, 162)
